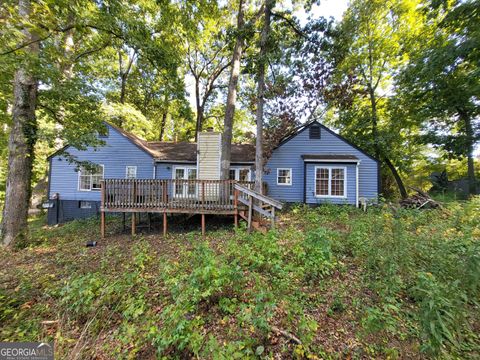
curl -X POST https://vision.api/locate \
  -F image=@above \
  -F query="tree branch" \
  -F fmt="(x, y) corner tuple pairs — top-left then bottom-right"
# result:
(0, 32), (53, 56)
(73, 41), (111, 61)
(38, 103), (61, 124)
(271, 12), (305, 38)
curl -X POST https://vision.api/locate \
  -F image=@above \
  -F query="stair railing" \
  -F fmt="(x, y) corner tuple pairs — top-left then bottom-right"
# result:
(233, 183), (283, 232)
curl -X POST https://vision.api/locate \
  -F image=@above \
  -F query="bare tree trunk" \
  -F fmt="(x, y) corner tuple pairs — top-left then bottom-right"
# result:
(119, 74), (127, 104)
(460, 110), (477, 195)
(220, 0), (245, 180)
(368, 86), (380, 160)
(1, 0), (39, 247)
(254, 0), (274, 193)
(159, 112), (167, 141)
(194, 78), (203, 141)
(60, 12), (75, 80)
(118, 50), (136, 107)
(384, 157), (408, 199)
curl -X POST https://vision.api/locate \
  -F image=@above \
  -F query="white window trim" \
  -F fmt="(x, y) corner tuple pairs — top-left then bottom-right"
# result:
(277, 168), (292, 186)
(172, 165), (197, 180)
(78, 164), (104, 192)
(314, 166), (347, 198)
(126, 165), (137, 179)
(172, 165), (197, 198)
(229, 166), (252, 182)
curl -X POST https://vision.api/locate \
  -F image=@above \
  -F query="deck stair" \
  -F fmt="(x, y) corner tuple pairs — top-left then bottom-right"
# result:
(234, 184), (283, 233)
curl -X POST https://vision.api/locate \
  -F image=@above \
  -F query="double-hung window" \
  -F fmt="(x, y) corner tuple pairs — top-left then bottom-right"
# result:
(315, 166), (346, 197)
(78, 164), (104, 191)
(277, 168), (292, 185)
(126, 166), (137, 179)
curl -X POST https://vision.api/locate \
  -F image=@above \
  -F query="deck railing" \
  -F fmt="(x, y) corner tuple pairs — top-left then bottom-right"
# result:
(102, 179), (254, 212)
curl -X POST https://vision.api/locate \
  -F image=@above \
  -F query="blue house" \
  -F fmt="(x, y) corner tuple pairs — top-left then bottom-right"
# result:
(47, 121), (379, 224)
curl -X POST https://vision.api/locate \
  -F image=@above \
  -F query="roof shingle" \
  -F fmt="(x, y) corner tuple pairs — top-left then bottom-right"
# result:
(109, 123), (255, 163)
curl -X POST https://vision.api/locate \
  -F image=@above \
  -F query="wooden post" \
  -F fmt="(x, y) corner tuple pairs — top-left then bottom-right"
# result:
(247, 195), (253, 233)
(163, 212), (167, 236)
(271, 207), (275, 229)
(201, 213), (206, 236)
(131, 212), (136, 236)
(100, 211), (105, 238)
(201, 181), (205, 210)
(100, 181), (105, 238)
(234, 189), (239, 227)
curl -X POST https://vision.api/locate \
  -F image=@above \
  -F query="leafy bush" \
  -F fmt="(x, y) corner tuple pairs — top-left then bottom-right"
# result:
(2, 198), (479, 358)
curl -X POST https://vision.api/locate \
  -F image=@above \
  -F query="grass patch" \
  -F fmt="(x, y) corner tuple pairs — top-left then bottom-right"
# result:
(1, 199), (479, 358)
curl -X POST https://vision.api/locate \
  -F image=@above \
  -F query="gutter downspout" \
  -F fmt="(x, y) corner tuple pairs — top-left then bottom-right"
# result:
(356, 162), (360, 208)
(153, 160), (156, 179)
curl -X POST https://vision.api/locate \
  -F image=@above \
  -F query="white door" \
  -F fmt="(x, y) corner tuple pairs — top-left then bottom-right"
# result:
(174, 167), (197, 198)
(229, 167), (251, 198)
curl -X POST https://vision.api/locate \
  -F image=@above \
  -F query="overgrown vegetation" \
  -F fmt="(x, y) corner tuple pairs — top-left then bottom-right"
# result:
(1, 200), (479, 358)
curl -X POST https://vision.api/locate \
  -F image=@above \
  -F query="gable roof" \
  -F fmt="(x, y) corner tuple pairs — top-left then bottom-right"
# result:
(47, 122), (256, 163)
(276, 120), (380, 164)
(148, 141), (255, 163)
(108, 123), (158, 157)
(46, 122), (157, 160)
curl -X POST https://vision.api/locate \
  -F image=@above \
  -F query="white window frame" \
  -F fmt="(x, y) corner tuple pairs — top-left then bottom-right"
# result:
(126, 165), (137, 179)
(172, 165), (197, 198)
(229, 166), (252, 182)
(78, 164), (104, 192)
(314, 166), (347, 198)
(277, 168), (292, 186)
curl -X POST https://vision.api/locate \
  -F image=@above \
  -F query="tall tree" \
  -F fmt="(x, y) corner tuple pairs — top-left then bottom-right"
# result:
(186, 13), (232, 140)
(1, 0), (39, 246)
(221, 0), (246, 180)
(118, 47), (137, 105)
(0, 0), (188, 245)
(399, 0), (480, 195)
(333, 0), (423, 198)
(254, 0), (274, 193)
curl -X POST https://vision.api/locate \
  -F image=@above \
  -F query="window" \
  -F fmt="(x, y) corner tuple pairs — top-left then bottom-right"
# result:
(79, 201), (92, 209)
(309, 125), (321, 139)
(126, 166), (137, 179)
(229, 168), (251, 182)
(78, 165), (104, 191)
(315, 166), (346, 197)
(277, 168), (292, 185)
(316, 168), (329, 195)
(239, 169), (250, 182)
(187, 168), (197, 195)
(331, 168), (345, 196)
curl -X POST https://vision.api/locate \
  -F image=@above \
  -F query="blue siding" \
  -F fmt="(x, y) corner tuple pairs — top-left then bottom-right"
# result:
(155, 163), (175, 179)
(49, 124), (154, 201)
(264, 124), (378, 203)
(305, 163), (356, 205)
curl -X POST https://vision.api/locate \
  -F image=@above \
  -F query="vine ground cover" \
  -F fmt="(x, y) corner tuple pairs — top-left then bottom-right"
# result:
(1, 198), (479, 359)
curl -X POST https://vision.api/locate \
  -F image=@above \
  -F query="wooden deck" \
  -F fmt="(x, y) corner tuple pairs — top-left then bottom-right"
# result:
(100, 179), (255, 237)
